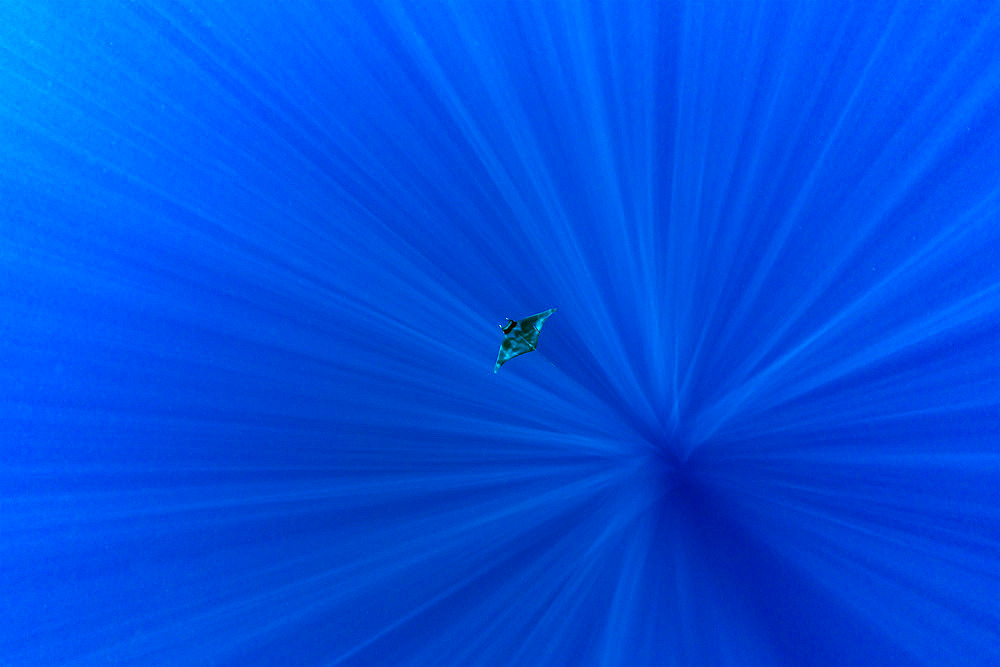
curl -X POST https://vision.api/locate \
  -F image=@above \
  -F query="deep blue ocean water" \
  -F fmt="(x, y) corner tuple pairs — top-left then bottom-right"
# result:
(2, 2), (999, 664)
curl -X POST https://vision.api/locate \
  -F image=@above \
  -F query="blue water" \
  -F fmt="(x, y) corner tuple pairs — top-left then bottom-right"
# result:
(2, 2), (999, 665)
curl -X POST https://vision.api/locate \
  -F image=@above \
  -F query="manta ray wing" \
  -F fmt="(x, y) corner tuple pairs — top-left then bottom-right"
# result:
(494, 308), (556, 373)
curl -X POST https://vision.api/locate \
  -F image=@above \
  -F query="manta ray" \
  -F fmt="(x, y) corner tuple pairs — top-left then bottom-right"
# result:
(494, 308), (556, 373)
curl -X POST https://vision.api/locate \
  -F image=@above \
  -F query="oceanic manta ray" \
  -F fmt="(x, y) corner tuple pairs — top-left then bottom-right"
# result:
(494, 308), (556, 373)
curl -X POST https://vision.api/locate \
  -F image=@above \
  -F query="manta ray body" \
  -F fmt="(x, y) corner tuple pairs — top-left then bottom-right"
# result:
(494, 308), (556, 373)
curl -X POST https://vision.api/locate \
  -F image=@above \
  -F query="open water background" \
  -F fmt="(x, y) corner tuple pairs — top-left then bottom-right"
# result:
(2, 2), (999, 664)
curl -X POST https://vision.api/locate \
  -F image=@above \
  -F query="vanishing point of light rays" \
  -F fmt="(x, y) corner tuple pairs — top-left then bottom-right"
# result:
(2, 1), (999, 664)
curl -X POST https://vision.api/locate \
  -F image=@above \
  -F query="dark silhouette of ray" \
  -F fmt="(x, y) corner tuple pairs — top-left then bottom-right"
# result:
(495, 309), (557, 373)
